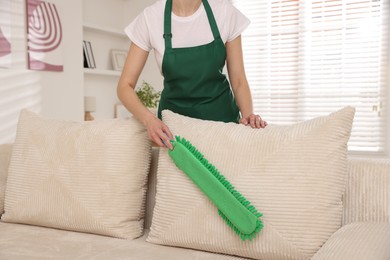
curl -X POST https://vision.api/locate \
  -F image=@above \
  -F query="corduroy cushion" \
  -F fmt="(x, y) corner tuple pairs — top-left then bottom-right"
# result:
(147, 107), (355, 260)
(1, 110), (151, 239)
(0, 144), (12, 215)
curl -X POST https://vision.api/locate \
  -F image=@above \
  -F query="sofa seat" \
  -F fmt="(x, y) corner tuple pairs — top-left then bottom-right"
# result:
(0, 222), (249, 260)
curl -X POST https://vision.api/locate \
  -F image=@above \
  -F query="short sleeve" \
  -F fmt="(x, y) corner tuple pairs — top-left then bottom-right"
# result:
(225, 3), (250, 42)
(124, 11), (152, 52)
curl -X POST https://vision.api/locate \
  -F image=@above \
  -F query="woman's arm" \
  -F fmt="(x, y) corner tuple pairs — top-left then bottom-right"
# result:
(117, 43), (173, 149)
(226, 36), (267, 128)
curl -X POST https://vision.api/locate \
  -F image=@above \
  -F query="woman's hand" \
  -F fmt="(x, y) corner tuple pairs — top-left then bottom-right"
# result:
(144, 116), (174, 149)
(240, 114), (267, 129)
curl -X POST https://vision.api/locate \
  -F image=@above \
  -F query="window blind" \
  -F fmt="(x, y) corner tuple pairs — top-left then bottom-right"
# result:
(232, 0), (389, 153)
(0, 0), (41, 144)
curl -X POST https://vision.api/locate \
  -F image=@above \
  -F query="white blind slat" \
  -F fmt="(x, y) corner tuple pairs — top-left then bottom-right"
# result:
(233, 0), (389, 153)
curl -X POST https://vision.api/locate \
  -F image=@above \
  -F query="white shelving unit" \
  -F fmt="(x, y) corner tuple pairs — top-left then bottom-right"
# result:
(82, 0), (130, 119)
(82, 21), (128, 74)
(83, 22), (127, 39)
(84, 68), (121, 77)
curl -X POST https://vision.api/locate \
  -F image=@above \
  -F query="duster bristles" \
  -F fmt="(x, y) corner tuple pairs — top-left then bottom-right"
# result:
(173, 136), (263, 241)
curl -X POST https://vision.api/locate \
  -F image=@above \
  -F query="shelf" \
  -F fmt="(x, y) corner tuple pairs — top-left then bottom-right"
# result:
(84, 68), (121, 77)
(83, 22), (127, 38)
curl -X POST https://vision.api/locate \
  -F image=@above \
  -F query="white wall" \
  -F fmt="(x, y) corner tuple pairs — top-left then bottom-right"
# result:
(7, 0), (83, 121)
(0, 0), (83, 143)
(123, 0), (163, 91)
(40, 0), (84, 121)
(82, 0), (129, 119)
(81, 0), (163, 120)
(1, 0), (164, 144)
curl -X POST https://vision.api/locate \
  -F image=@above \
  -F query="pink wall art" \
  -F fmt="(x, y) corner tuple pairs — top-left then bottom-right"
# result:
(0, 0), (12, 68)
(26, 0), (63, 71)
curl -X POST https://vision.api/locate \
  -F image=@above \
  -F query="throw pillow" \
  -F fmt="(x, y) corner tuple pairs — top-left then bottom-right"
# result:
(1, 109), (151, 239)
(147, 107), (355, 259)
(0, 144), (13, 215)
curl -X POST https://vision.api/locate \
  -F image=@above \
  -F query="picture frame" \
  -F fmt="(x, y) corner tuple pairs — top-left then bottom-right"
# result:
(111, 49), (127, 71)
(26, 0), (64, 71)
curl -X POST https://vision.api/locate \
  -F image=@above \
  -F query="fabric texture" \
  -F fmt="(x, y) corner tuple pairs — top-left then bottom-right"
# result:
(145, 148), (160, 229)
(343, 159), (390, 225)
(168, 137), (263, 241)
(0, 223), (247, 260)
(158, 0), (240, 123)
(0, 144), (12, 216)
(1, 109), (151, 239)
(311, 222), (390, 260)
(147, 107), (355, 260)
(124, 0), (250, 72)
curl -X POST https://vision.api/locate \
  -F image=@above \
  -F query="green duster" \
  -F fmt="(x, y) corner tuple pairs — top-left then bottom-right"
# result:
(168, 136), (263, 241)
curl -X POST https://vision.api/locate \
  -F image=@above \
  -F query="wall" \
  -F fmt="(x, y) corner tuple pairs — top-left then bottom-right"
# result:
(387, 7), (390, 157)
(123, 0), (163, 91)
(81, 0), (163, 120)
(40, 0), (84, 121)
(82, 0), (129, 119)
(1, 0), (163, 144)
(0, 0), (83, 143)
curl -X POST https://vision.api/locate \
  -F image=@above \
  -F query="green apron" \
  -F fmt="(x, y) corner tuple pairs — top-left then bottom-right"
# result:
(157, 0), (240, 123)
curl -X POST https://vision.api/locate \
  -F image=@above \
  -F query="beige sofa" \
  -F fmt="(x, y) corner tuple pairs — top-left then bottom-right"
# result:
(1, 144), (390, 260)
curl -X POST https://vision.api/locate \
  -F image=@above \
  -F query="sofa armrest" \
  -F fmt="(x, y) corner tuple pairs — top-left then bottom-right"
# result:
(312, 222), (390, 260)
(344, 159), (390, 225)
(0, 144), (13, 215)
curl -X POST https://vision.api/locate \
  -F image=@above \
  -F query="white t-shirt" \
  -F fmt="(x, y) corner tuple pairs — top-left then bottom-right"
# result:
(124, 0), (250, 73)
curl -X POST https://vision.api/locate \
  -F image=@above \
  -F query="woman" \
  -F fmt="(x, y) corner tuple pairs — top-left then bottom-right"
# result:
(117, 0), (267, 149)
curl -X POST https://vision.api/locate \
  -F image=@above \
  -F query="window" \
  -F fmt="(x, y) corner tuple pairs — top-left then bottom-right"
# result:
(232, 0), (389, 154)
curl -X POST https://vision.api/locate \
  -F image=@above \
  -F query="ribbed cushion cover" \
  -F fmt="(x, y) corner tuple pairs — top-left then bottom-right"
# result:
(147, 107), (355, 260)
(343, 159), (390, 225)
(0, 144), (12, 215)
(312, 222), (390, 260)
(1, 110), (151, 239)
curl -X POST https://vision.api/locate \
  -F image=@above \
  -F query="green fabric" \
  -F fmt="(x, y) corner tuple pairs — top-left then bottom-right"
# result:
(158, 0), (240, 123)
(168, 136), (263, 241)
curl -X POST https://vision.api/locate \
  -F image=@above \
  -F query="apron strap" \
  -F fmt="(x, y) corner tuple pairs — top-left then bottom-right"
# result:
(163, 0), (222, 50)
(164, 0), (173, 50)
(202, 0), (221, 40)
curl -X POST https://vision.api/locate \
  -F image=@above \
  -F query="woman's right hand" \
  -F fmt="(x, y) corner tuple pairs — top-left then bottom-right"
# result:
(116, 43), (174, 148)
(144, 116), (174, 150)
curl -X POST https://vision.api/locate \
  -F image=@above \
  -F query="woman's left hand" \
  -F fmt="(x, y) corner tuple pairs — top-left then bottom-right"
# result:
(239, 114), (268, 129)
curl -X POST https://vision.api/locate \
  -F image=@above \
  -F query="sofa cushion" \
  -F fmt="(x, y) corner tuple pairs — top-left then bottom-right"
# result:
(1, 109), (151, 239)
(0, 144), (12, 215)
(312, 222), (390, 260)
(0, 223), (246, 260)
(147, 107), (355, 260)
(343, 159), (390, 225)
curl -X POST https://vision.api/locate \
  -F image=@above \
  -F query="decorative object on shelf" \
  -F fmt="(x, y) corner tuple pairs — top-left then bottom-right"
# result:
(84, 96), (96, 121)
(83, 40), (96, 69)
(136, 81), (161, 109)
(115, 104), (132, 119)
(0, 0), (11, 68)
(111, 49), (127, 71)
(26, 0), (63, 72)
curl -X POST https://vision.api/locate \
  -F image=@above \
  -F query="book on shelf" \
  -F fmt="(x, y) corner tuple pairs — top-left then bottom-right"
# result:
(83, 40), (96, 69)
